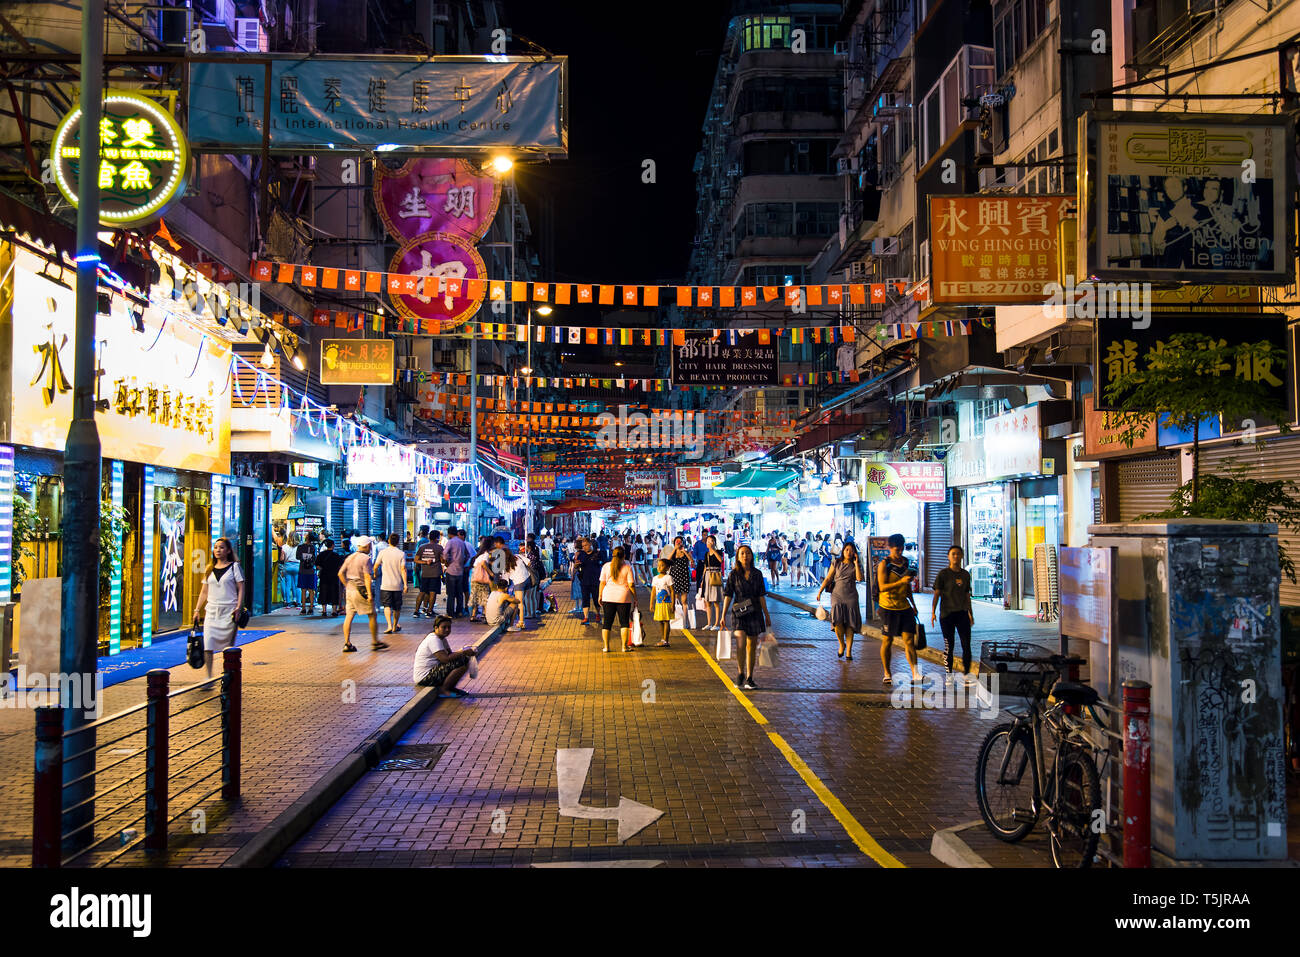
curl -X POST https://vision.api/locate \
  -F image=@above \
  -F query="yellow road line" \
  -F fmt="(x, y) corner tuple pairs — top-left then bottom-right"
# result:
(682, 627), (905, 869)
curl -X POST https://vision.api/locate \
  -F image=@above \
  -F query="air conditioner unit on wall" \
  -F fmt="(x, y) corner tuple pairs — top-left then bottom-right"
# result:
(235, 18), (268, 52)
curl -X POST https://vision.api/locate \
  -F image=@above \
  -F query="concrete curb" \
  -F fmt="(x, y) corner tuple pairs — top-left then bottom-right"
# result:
(765, 591), (959, 671)
(929, 821), (993, 868)
(223, 623), (505, 868)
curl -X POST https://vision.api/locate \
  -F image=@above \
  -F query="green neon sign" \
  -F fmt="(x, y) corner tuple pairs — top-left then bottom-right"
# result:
(51, 91), (189, 228)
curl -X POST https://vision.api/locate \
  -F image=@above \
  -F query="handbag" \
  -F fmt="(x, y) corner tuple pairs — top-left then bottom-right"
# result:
(235, 607), (250, 629)
(715, 629), (733, 660)
(757, 635), (779, 668)
(186, 629), (205, 669)
(914, 621), (928, 651)
(732, 597), (755, 618)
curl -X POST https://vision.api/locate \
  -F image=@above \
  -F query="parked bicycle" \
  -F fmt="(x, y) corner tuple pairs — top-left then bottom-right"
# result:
(974, 641), (1108, 868)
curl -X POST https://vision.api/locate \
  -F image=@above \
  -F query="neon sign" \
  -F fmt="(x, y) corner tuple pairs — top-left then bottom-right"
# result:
(51, 91), (189, 227)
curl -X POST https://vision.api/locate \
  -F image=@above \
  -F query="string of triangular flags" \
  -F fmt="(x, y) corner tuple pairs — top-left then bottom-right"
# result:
(250, 259), (932, 310)
(403, 368), (866, 391)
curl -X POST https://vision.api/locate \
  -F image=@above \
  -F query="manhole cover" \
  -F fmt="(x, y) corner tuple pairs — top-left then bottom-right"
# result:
(374, 743), (448, 771)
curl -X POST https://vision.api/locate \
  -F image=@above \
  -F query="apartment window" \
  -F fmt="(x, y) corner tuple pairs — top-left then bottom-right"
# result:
(994, 0), (1049, 78)
(741, 16), (792, 50)
(917, 47), (994, 168)
(1016, 129), (1061, 194)
(743, 139), (837, 175)
(736, 77), (842, 115)
(794, 203), (838, 236)
(742, 265), (809, 286)
(740, 203), (794, 238)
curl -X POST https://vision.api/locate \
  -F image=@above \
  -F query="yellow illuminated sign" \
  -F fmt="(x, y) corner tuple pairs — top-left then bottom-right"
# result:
(51, 91), (188, 227)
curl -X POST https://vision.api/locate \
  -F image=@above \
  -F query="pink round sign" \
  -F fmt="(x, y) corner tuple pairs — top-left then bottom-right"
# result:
(388, 231), (487, 330)
(375, 157), (501, 243)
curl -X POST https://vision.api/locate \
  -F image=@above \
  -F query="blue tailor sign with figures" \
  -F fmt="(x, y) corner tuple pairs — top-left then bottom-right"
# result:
(186, 55), (567, 153)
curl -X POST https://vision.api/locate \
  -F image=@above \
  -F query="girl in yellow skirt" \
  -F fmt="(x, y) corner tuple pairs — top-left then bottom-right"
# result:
(651, 558), (676, 647)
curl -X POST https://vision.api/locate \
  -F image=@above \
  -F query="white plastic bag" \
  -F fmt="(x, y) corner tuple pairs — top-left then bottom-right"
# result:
(630, 609), (644, 647)
(669, 612), (685, 630)
(687, 607), (698, 629)
(695, 595), (708, 611)
(757, 635), (779, 668)
(467, 655), (479, 679)
(715, 629), (733, 660)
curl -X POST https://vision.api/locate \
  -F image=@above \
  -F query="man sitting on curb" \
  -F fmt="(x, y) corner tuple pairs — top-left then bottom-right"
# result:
(484, 576), (523, 641)
(414, 615), (477, 698)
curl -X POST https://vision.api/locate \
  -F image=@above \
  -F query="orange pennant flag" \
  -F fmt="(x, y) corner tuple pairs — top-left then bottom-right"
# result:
(252, 261), (274, 282)
(466, 278), (485, 299)
(555, 284), (572, 304)
(672, 329), (686, 346)
(300, 266), (318, 286)
(784, 286), (801, 306)
(276, 263), (296, 283)
(320, 268), (339, 289)
(719, 287), (735, 307)
(827, 285), (843, 304)
(849, 284), (866, 304)
(741, 287), (757, 305)
(762, 286), (779, 302)
(676, 286), (692, 307)
(870, 284), (886, 304)
(511, 281), (527, 302)
(757, 329), (771, 345)
(364, 272), (382, 293)
(643, 286), (659, 306)
(343, 270), (361, 291)
(598, 285), (615, 305)
(697, 287), (713, 306)
(806, 285), (823, 306)
(387, 274), (404, 295)
(843, 326), (856, 342)
(577, 284), (594, 303)
(489, 280), (506, 301)
(533, 283), (549, 301)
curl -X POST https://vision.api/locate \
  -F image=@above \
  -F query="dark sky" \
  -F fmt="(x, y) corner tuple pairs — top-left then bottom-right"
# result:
(505, 1), (731, 287)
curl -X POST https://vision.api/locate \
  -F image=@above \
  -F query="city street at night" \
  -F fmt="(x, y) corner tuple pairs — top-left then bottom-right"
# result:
(0, 0), (1298, 942)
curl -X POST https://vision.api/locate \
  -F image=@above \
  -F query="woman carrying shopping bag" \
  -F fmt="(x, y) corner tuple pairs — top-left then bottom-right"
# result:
(720, 545), (771, 691)
(701, 534), (725, 630)
(815, 542), (865, 661)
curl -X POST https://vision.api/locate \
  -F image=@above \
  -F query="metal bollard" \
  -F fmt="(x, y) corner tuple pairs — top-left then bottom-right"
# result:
(1122, 680), (1152, 868)
(32, 706), (64, 868)
(222, 647), (242, 800)
(144, 669), (170, 851)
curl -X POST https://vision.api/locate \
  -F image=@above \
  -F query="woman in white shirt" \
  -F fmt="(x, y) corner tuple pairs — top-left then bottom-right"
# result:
(598, 546), (637, 653)
(192, 537), (245, 677)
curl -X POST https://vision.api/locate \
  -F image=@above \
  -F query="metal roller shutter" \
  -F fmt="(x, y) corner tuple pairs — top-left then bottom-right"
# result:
(1200, 436), (1300, 606)
(330, 499), (349, 538)
(369, 496), (385, 536)
(1116, 454), (1181, 521)
(923, 496), (953, 588)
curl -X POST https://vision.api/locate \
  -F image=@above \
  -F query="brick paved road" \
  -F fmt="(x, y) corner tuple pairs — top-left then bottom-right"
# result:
(279, 591), (1053, 867)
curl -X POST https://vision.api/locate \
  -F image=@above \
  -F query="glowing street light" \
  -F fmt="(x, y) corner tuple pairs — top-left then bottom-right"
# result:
(490, 154), (514, 175)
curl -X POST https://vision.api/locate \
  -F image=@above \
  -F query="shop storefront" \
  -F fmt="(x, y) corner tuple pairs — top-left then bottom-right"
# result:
(3, 244), (233, 651)
(947, 404), (1063, 610)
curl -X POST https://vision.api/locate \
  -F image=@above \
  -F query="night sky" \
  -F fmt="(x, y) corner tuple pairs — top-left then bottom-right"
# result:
(505, 1), (731, 287)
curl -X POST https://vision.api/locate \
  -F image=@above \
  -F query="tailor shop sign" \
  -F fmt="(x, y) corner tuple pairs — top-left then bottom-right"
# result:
(51, 91), (188, 227)
(10, 248), (232, 473)
(187, 56), (566, 152)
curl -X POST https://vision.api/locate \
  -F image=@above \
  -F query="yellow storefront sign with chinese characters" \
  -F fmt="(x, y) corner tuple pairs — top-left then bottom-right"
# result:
(9, 247), (231, 472)
(51, 90), (188, 227)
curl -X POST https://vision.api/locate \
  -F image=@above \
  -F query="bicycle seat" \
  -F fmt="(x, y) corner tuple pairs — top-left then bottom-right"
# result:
(1050, 680), (1099, 707)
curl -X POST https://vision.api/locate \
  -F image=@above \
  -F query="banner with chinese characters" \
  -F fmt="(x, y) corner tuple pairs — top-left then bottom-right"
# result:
(386, 232), (486, 328)
(676, 466), (725, 490)
(51, 90), (188, 227)
(319, 338), (394, 385)
(417, 442), (472, 463)
(346, 444), (416, 484)
(187, 56), (567, 153)
(929, 195), (1074, 304)
(1093, 312), (1288, 411)
(1080, 111), (1295, 285)
(375, 157), (501, 243)
(984, 405), (1043, 480)
(861, 462), (946, 503)
(10, 247), (231, 472)
(1082, 393), (1157, 460)
(670, 330), (779, 387)
(530, 471), (585, 492)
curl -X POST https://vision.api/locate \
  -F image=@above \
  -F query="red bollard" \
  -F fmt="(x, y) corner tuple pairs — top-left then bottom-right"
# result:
(144, 669), (170, 851)
(1122, 680), (1152, 868)
(32, 706), (63, 868)
(222, 647), (242, 800)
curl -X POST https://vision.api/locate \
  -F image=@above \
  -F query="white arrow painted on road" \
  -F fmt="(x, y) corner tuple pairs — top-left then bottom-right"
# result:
(556, 747), (664, 843)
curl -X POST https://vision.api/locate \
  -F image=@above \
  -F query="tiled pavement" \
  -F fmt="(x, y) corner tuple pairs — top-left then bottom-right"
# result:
(0, 595), (463, 867)
(278, 591), (1055, 867)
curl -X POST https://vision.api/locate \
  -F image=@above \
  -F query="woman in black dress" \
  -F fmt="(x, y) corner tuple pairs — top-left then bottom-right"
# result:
(721, 545), (771, 690)
(667, 535), (693, 621)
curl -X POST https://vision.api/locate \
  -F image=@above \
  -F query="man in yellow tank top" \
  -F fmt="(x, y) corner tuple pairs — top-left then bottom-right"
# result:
(876, 533), (922, 685)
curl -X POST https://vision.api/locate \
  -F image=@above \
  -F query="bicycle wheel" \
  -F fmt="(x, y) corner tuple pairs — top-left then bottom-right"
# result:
(1049, 749), (1102, 868)
(975, 722), (1037, 842)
